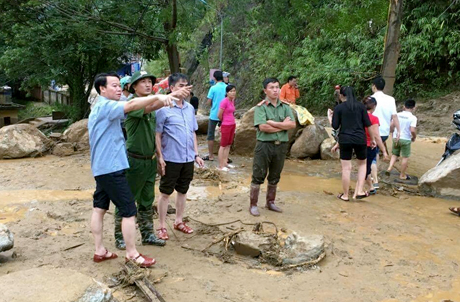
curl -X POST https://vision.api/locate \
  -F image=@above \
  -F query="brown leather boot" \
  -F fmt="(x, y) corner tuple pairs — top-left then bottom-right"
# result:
(266, 184), (282, 213)
(249, 184), (260, 216)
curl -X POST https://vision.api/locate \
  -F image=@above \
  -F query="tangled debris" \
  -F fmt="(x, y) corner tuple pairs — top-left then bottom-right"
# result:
(181, 217), (325, 271)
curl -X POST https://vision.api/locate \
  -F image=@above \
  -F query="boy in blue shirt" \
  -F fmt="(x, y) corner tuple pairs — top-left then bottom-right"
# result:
(205, 70), (227, 160)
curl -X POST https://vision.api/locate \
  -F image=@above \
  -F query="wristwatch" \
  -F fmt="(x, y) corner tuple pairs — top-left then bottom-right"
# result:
(195, 154), (200, 159)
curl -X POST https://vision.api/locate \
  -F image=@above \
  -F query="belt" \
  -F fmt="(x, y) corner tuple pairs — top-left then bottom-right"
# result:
(259, 140), (285, 145)
(128, 151), (156, 160)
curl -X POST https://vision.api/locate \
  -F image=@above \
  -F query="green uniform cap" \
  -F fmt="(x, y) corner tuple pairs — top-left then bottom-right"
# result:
(129, 71), (157, 94)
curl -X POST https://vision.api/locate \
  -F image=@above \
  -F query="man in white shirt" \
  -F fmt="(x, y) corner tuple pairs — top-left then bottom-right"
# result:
(370, 77), (400, 188)
(386, 99), (417, 180)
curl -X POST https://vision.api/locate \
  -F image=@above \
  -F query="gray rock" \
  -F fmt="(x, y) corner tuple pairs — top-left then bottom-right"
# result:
(287, 109), (303, 147)
(233, 107), (257, 156)
(419, 152), (460, 199)
(231, 231), (274, 257)
(0, 224), (14, 252)
(0, 267), (118, 302)
(280, 233), (325, 266)
(52, 142), (75, 157)
(0, 124), (52, 159)
(196, 114), (209, 135)
(320, 137), (339, 160)
(290, 122), (329, 158)
(63, 119), (89, 150)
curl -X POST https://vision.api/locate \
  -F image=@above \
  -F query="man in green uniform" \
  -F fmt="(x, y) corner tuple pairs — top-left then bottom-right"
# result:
(249, 78), (296, 216)
(114, 71), (191, 249)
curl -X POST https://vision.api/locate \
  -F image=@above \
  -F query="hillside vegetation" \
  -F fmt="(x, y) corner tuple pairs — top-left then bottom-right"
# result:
(177, 0), (460, 113)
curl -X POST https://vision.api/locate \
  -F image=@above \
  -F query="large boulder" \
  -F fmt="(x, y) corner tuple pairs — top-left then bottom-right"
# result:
(52, 142), (75, 157)
(0, 267), (117, 302)
(320, 137), (339, 160)
(233, 107), (257, 155)
(289, 122), (329, 158)
(0, 224), (14, 252)
(419, 152), (460, 199)
(287, 109), (303, 147)
(0, 124), (52, 159)
(63, 119), (89, 150)
(196, 115), (209, 135)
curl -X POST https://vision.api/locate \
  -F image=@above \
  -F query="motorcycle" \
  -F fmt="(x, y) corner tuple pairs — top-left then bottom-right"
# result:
(437, 110), (460, 166)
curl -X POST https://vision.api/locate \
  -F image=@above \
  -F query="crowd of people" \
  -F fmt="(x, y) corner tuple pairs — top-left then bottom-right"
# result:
(87, 70), (418, 268)
(330, 77), (417, 201)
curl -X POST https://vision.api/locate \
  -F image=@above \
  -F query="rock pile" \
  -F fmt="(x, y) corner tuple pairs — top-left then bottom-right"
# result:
(63, 119), (89, 150)
(0, 124), (52, 159)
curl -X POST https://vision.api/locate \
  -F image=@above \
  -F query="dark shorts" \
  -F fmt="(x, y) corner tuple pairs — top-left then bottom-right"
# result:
(339, 143), (367, 160)
(220, 124), (236, 147)
(373, 135), (389, 164)
(207, 119), (220, 141)
(93, 170), (137, 218)
(366, 147), (378, 177)
(159, 161), (194, 195)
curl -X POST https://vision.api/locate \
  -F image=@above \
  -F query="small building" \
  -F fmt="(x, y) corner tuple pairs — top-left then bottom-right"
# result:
(0, 86), (24, 127)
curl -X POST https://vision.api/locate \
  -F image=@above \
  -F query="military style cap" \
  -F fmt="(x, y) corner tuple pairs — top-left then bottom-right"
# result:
(129, 71), (157, 93)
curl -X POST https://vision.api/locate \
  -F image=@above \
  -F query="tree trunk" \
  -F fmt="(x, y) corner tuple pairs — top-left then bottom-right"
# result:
(68, 79), (90, 121)
(165, 43), (180, 73)
(381, 0), (404, 96)
(163, 0), (180, 73)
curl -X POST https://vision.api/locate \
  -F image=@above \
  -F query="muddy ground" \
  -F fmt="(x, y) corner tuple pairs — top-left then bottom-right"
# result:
(1, 133), (460, 302)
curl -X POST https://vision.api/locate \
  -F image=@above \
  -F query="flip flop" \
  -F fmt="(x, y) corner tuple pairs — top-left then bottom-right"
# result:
(369, 189), (377, 195)
(356, 192), (369, 199)
(337, 193), (349, 202)
(202, 155), (214, 161)
(400, 175), (411, 180)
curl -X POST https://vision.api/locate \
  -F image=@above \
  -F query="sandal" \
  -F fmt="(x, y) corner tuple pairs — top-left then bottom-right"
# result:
(369, 189), (377, 195)
(449, 207), (460, 216)
(93, 249), (118, 263)
(400, 175), (411, 180)
(125, 253), (156, 268)
(356, 192), (369, 199)
(337, 193), (349, 202)
(202, 155), (214, 161)
(157, 227), (169, 240)
(174, 222), (194, 234)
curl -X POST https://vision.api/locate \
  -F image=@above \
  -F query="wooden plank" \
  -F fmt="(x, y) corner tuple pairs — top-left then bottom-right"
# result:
(124, 262), (166, 302)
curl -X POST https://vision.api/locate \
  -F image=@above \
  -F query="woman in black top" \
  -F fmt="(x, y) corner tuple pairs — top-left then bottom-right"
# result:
(332, 86), (372, 201)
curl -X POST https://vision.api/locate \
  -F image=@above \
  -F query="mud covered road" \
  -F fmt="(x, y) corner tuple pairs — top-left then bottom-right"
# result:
(0, 136), (459, 302)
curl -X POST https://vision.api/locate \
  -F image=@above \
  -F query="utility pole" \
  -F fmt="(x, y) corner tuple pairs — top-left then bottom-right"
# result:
(381, 0), (404, 96)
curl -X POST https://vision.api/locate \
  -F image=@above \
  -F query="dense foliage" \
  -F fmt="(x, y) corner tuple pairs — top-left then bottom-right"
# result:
(0, 0), (206, 120)
(185, 0), (460, 112)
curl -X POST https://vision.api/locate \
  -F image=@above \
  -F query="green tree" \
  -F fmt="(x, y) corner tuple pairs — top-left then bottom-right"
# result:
(0, 0), (207, 120)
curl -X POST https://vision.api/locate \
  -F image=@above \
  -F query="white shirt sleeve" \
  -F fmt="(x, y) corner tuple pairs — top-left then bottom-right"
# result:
(411, 116), (417, 127)
(390, 97), (397, 115)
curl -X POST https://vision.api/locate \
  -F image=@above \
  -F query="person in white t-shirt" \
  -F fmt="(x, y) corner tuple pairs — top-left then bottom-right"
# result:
(386, 99), (417, 180)
(370, 77), (400, 188)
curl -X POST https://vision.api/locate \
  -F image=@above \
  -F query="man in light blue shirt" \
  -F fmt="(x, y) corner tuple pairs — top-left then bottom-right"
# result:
(155, 73), (204, 240)
(205, 70), (227, 160)
(88, 71), (186, 268)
